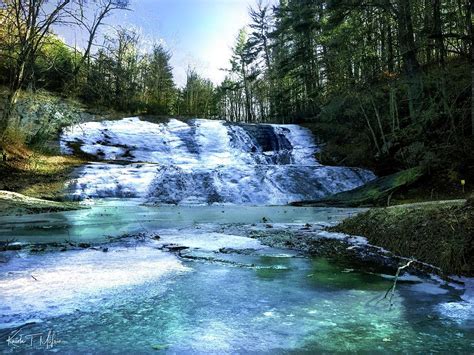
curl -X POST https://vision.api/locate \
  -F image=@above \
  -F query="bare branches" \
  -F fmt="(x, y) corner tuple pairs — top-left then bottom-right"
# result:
(68, 0), (130, 76)
(0, 0), (130, 126)
(383, 260), (414, 308)
(0, 0), (76, 126)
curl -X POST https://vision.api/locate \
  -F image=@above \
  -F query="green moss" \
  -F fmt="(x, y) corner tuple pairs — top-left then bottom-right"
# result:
(292, 167), (425, 207)
(306, 259), (392, 291)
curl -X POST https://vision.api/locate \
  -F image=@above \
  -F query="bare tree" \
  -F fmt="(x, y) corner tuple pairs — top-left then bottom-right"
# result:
(68, 0), (130, 78)
(0, 0), (73, 131)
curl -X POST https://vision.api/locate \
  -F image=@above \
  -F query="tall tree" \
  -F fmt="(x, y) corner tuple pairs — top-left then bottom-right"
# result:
(143, 44), (175, 114)
(69, 0), (130, 81)
(394, 0), (422, 121)
(230, 28), (254, 122)
(247, 0), (274, 119)
(178, 67), (216, 118)
(0, 0), (73, 131)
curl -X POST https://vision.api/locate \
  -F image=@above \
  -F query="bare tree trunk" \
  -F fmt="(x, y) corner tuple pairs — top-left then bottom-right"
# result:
(467, 0), (474, 136)
(371, 99), (388, 151)
(396, 0), (422, 121)
(360, 104), (382, 155)
(472, 60), (474, 136)
(387, 22), (395, 73)
(432, 0), (445, 65)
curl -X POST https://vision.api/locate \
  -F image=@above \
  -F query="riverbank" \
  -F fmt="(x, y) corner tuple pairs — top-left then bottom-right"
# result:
(0, 88), (125, 201)
(330, 198), (473, 276)
(292, 167), (472, 207)
(0, 190), (84, 217)
(0, 144), (84, 200)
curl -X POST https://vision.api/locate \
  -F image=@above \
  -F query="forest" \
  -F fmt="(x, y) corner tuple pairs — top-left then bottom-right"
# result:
(0, 0), (472, 175)
(0, 1), (473, 352)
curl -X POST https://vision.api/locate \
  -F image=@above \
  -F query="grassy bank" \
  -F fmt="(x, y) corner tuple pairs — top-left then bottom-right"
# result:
(0, 126), (85, 214)
(0, 143), (84, 200)
(0, 89), (86, 200)
(331, 198), (474, 276)
(0, 190), (84, 216)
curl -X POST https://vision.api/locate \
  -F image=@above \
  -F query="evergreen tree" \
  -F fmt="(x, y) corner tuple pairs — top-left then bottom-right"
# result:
(143, 44), (176, 115)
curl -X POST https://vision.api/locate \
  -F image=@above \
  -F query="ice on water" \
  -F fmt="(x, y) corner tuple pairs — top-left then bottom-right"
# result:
(0, 247), (188, 328)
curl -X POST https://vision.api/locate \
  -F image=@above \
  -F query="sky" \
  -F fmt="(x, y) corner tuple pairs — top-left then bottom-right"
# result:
(57, 0), (265, 87)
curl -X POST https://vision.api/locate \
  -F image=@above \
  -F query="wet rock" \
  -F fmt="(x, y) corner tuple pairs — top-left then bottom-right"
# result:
(62, 118), (374, 204)
(78, 243), (91, 249)
(0, 191), (84, 217)
(161, 244), (189, 252)
(151, 344), (169, 351)
(5, 244), (22, 251)
(218, 247), (256, 255)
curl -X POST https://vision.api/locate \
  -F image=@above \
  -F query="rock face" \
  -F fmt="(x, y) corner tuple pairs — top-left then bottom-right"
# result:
(61, 117), (376, 205)
(291, 167), (425, 207)
(8, 92), (91, 142)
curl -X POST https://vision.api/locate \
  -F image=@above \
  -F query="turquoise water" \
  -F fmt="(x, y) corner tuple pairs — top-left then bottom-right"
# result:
(0, 200), (360, 243)
(0, 202), (472, 353)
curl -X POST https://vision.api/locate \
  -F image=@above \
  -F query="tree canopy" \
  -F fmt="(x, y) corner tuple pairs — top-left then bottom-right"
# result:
(0, 0), (471, 174)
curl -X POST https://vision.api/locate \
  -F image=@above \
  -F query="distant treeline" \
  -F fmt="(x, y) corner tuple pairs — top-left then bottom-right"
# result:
(0, 0), (472, 173)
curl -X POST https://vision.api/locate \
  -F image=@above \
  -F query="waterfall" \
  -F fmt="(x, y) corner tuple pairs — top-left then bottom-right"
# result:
(61, 117), (375, 205)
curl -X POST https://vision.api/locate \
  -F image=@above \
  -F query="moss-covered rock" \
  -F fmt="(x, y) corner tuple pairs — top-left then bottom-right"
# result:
(466, 194), (474, 207)
(331, 200), (473, 276)
(292, 167), (425, 207)
(2, 90), (91, 143)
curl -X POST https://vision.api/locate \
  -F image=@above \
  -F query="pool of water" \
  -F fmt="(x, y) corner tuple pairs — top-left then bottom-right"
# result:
(0, 201), (472, 353)
(0, 199), (360, 243)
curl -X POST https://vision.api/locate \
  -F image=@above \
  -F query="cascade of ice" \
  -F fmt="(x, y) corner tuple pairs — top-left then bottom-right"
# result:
(61, 117), (375, 204)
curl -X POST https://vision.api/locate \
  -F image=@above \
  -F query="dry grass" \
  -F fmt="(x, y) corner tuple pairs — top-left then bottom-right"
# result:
(331, 201), (474, 276)
(1, 130), (85, 200)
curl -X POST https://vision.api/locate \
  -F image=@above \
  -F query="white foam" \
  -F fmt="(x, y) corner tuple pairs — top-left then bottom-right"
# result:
(436, 277), (474, 324)
(271, 124), (320, 164)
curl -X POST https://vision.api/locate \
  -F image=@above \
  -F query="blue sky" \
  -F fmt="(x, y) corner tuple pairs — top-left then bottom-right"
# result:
(58, 0), (269, 87)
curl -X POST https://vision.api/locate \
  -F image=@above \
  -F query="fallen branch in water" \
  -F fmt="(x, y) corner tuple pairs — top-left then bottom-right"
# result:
(383, 260), (414, 309)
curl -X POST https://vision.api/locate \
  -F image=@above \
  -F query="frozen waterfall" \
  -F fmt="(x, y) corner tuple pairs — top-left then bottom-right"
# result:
(60, 117), (375, 205)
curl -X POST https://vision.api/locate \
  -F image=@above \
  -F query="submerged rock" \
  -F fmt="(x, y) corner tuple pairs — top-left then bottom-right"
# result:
(160, 244), (190, 252)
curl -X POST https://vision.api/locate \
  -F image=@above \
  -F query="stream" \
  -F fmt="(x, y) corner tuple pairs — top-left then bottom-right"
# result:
(0, 118), (472, 352)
